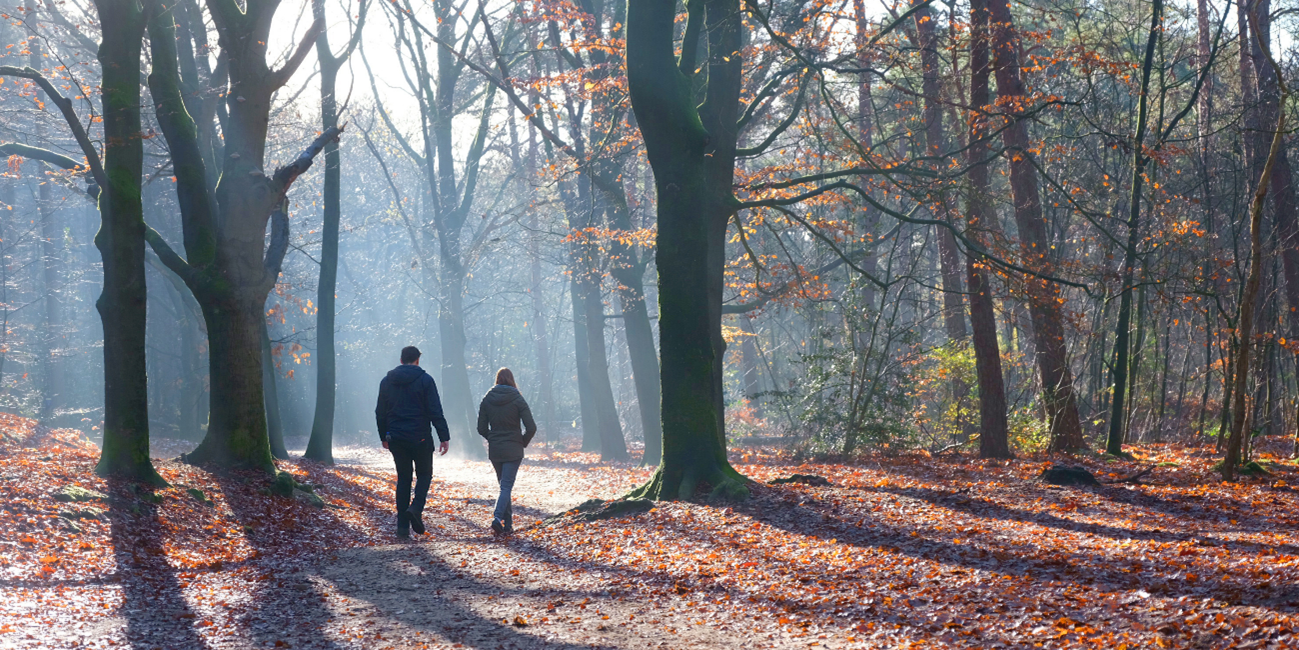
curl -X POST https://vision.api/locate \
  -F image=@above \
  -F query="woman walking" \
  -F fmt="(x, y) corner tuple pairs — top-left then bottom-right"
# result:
(476, 368), (537, 535)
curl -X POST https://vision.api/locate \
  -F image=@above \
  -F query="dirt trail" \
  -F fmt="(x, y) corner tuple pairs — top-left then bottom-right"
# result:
(270, 449), (797, 650)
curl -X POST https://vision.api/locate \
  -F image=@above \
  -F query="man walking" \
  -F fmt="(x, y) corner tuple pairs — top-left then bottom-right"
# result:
(376, 346), (450, 538)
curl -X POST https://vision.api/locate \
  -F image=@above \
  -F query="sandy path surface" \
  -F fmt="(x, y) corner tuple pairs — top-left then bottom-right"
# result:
(264, 447), (794, 650)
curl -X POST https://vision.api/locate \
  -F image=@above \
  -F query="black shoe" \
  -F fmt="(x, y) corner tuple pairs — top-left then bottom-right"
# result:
(397, 510), (411, 538)
(491, 518), (505, 535)
(407, 509), (425, 535)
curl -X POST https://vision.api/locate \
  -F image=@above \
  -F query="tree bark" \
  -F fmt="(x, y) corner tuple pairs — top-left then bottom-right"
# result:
(1225, 4), (1287, 481)
(966, 0), (1010, 459)
(262, 317), (288, 459)
(626, 0), (749, 500)
(985, 0), (1086, 451)
(90, 0), (159, 483)
(306, 0), (367, 462)
(144, 1), (328, 472)
(1107, 0), (1162, 457)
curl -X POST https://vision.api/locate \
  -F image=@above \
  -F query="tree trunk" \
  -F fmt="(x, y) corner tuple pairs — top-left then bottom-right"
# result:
(186, 297), (274, 471)
(985, 0), (1086, 451)
(626, 0), (748, 500)
(1226, 4), (1287, 481)
(582, 268), (628, 461)
(606, 196), (662, 465)
(305, 60), (342, 463)
(145, 0), (326, 473)
(92, 0), (159, 483)
(571, 275), (602, 452)
(438, 271), (479, 456)
(262, 318), (288, 459)
(966, 0), (1010, 459)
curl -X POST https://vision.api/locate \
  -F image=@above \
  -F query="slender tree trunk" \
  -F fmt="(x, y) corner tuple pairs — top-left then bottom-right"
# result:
(986, 0), (1086, 451)
(527, 211), (556, 434)
(305, 58), (342, 463)
(606, 196), (662, 465)
(1226, 4), (1287, 481)
(967, 0), (1010, 459)
(1107, 0), (1162, 455)
(571, 274), (602, 452)
(262, 318), (288, 459)
(304, 61), (341, 462)
(26, 0), (62, 423)
(584, 274), (628, 461)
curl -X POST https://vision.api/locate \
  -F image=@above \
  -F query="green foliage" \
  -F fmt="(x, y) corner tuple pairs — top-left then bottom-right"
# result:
(1008, 406), (1051, 454)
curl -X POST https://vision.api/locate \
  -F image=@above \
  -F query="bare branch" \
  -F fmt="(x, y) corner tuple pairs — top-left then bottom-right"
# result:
(0, 66), (106, 188)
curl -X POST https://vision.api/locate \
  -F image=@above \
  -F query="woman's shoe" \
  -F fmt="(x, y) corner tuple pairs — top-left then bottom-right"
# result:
(490, 518), (505, 535)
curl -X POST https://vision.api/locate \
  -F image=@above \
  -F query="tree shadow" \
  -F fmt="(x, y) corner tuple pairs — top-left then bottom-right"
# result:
(105, 477), (213, 650)
(734, 484), (1299, 613)
(869, 483), (1299, 558)
(309, 544), (624, 648)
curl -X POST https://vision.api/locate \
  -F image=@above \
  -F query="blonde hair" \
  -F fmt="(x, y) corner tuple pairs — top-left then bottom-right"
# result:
(495, 367), (517, 388)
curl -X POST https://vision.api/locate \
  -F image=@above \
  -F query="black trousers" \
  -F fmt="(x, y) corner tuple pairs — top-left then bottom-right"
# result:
(389, 438), (433, 526)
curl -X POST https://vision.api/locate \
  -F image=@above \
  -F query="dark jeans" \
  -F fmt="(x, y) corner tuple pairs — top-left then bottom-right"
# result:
(491, 460), (520, 530)
(390, 438), (433, 529)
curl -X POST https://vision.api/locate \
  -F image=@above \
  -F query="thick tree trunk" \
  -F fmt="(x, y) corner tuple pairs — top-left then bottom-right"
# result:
(985, 0), (1086, 451)
(92, 0), (159, 483)
(626, 0), (748, 500)
(186, 298), (274, 472)
(145, 0), (326, 472)
(966, 0), (1010, 459)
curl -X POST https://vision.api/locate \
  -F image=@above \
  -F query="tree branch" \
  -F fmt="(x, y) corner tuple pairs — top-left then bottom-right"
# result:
(272, 125), (343, 189)
(144, 226), (199, 288)
(0, 66), (106, 188)
(263, 199), (290, 282)
(269, 16), (326, 89)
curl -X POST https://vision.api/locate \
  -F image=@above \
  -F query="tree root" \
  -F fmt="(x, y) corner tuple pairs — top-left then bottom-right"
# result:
(768, 474), (830, 487)
(542, 498), (655, 526)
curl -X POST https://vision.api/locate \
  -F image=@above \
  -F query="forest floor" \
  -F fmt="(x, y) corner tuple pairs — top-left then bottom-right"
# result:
(0, 417), (1297, 649)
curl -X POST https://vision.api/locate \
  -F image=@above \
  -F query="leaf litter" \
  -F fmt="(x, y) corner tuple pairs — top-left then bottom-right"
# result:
(0, 414), (1295, 649)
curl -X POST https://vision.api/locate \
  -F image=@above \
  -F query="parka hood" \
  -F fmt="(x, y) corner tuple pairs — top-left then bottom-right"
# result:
(485, 384), (521, 406)
(387, 364), (427, 385)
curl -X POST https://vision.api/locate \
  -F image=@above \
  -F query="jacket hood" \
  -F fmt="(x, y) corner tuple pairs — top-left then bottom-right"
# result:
(485, 384), (520, 406)
(387, 364), (427, 385)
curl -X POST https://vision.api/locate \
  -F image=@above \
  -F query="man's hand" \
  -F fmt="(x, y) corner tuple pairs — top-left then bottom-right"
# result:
(439, 440), (449, 456)
(382, 440), (389, 450)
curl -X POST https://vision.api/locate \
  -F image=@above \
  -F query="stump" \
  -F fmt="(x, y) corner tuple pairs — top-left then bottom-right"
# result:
(1039, 465), (1100, 486)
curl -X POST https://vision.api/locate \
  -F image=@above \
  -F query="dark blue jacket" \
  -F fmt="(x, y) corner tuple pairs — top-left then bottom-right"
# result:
(375, 364), (451, 444)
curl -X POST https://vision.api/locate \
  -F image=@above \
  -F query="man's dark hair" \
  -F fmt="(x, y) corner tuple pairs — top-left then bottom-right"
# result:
(400, 346), (421, 364)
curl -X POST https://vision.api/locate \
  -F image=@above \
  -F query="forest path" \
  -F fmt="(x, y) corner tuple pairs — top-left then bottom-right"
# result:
(276, 447), (793, 650)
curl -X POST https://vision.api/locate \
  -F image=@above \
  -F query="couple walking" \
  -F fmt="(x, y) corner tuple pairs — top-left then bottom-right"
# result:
(375, 346), (537, 539)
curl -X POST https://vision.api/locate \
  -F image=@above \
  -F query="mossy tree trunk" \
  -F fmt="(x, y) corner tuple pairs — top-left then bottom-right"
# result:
(144, 0), (328, 473)
(86, 0), (160, 483)
(626, 0), (748, 500)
